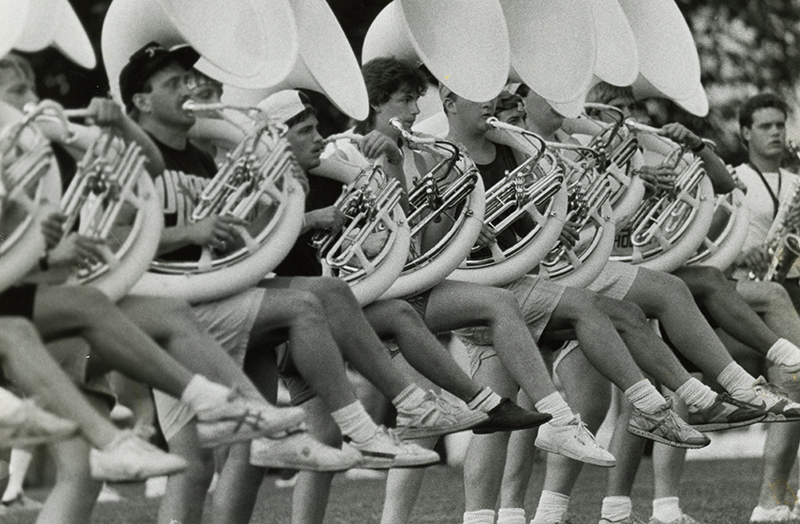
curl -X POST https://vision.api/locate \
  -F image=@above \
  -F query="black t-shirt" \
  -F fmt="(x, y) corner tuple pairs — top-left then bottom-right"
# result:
(273, 174), (344, 277)
(149, 134), (218, 262)
(474, 141), (527, 254)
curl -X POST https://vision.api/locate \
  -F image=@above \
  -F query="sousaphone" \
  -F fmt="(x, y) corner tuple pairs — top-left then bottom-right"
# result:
(0, 101), (61, 293)
(221, 0), (368, 121)
(362, 0), (511, 104)
(102, 0), (299, 102)
(610, 121), (715, 272)
(500, 0), (596, 119)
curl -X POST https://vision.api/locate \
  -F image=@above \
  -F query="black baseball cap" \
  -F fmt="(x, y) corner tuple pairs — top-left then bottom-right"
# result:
(119, 41), (200, 112)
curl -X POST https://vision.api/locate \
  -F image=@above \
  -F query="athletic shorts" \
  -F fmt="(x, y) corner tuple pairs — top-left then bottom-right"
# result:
(585, 261), (638, 299)
(551, 262), (639, 369)
(456, 275), (565, 377)
(154, 288), (265, 442)
(0, 284), (37, 319)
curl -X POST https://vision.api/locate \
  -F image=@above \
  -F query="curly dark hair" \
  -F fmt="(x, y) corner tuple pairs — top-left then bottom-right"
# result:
(356, 57), (428, 134)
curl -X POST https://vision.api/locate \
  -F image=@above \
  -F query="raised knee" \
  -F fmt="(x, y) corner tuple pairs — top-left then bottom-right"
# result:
(766, 282), (793, 308)
(601, 298), (647, 332)
(286, 290), (326, 320)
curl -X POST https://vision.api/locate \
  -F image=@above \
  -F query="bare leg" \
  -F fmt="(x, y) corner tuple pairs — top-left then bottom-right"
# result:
(117, 295), (266, 401)
(35, 395), (109, 524)
(623, 268), (733, 377)
(738, 280), (800, 345)
(291, 397), (342, 524)
(463, 353), (519, 513)
(363, 298), (481, 401)
(156, 423), (214, 524)
(265, 276), (410, 399)
(32, 286), (193, 397)
(524, 348), (612, 512)
(674, 266), (779, 352)
(606, 397), (646, 498)
(423, 280), (557, 403)
(0, 319), (117, 448)
(499, 391), (538, 511)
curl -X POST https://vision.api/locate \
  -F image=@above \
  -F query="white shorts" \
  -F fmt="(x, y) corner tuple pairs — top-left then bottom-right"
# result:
(154, 287), (265, 442)
(457, 275), (565, 377)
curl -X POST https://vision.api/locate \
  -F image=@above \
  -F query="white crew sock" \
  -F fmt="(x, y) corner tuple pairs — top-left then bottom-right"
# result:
(676, 378), (717, 410)
(331, 401), (380, 443)
(624, 379), (667, 414)
(716, 362), (758, 395)
(534, 392), (574, 426)
(392, 384), (428, 412)
(652, 496), (682, 522)
(1, 448), (33, 502)
(497, 507), (525, 524)
(463, 509), (496, 524)
(601, 496), (632, 522)
(532, 490), (570, 523)
(468, 387), (503, 413)
(767, 339), (800, 367)
(180, 375), (232, 413)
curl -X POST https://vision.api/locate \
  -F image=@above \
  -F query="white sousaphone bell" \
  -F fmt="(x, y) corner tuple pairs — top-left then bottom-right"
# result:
(500, 0), (597, 119)
(12, 0), (96, 69)
(363, 0), (511, 105)
(685, 186), (749, 270)
(222, 0), (368, 121)
(618, 0), (709, 117)
(102, 0), (299, 103)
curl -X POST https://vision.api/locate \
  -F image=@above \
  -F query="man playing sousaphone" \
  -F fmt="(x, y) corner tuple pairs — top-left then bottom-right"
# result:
(119, 41), (493, 524)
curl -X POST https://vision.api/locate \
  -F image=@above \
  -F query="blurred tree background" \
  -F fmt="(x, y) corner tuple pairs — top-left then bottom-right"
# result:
(22, 0), (800, 166)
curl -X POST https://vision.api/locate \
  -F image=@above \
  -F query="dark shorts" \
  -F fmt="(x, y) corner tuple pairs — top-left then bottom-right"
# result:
(275, 341), (318, 406)
(0, 284), (37, 320)
(404, 288), (433, 320)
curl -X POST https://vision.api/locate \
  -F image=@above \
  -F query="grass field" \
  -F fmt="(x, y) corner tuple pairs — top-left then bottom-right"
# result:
(0, 456), (773, 524)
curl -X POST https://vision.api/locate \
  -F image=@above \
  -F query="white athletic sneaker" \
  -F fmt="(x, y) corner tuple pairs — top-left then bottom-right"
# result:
(732, 376), (800, 422)
(249, 431), (363, 472)
(395, 391), (487, 439)
(535, 416), (616, 467)
(348, 426), (440, 469)
(195, 393), (306, 447)
(90, 430), (188, 482)
(0, 399), (78, 447)
(750, 505), (792, 522)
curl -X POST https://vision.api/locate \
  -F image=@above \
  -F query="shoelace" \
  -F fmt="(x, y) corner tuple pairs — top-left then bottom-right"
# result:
(754, 378), (789, 399)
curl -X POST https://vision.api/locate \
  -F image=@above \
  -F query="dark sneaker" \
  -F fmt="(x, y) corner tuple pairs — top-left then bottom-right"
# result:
(732, 376), (800, 422)
(688, 392), (767, 431)
(628, 398), (710, 449)
(472, 398), (552, 434)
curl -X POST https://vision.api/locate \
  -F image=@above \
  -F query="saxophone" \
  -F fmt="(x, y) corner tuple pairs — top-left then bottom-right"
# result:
(750, 156), (800, 282)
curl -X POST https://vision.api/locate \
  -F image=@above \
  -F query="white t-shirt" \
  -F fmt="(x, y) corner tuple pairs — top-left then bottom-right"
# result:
(734, 163), (800, 277)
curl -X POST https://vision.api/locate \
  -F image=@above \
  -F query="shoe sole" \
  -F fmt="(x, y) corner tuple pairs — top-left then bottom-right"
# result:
(472, 414), (553, 434)
(626, 426), (709, 449)
(250, 456), (361, 473)
(358, 454), (441, 469)
(92, 461), (188, 482)
(691, 413), (767, 432)
(534, 439), (616, 467)
(396, 412), (487, 439)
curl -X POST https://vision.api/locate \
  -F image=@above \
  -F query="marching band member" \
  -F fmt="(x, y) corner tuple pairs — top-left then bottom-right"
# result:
(512, 85), (800, 524)
(118, 42), (478, 524)
(731, 93), (800, 524)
